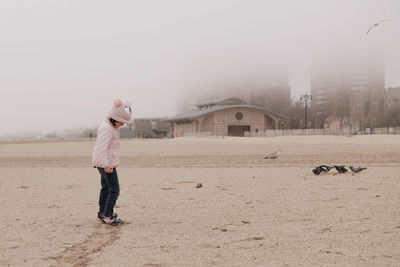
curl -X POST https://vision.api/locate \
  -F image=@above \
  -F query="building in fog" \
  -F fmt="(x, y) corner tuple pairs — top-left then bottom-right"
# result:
(198, 84), (291, 116)
(251, 85), (291, 116)
(311, 71), (351, 128)
(181, 67), (291, 116)
(349, 88), (385, 130)
(311, 52), (385, 130)
(386, 87), (400, 108)
(165, 98), (290, 137)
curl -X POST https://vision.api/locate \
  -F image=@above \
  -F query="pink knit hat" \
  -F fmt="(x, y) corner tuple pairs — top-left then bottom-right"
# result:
(108, 98), (132, 123)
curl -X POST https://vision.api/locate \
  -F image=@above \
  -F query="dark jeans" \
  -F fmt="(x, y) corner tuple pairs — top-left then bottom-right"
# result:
(97, 167), (120, 217)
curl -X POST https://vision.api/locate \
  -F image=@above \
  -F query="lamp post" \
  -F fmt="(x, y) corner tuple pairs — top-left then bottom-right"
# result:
(300, 93), (312, 129)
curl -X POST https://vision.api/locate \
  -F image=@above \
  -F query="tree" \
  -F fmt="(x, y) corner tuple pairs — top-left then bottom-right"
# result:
(381, 106), (400, 127)
(289, 100), (305, 129)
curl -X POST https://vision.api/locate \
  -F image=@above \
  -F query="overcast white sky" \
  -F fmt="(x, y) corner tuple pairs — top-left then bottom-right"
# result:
(0, 0), (399, 136)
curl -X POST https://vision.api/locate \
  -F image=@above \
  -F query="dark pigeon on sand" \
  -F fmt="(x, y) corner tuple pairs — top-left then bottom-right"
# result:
(312, 165), (333, 175)
(320, 165), (333, 172)
(312, 166), (323, 175)
(333, 165), (348, 173)
(349, 166), (367, 173)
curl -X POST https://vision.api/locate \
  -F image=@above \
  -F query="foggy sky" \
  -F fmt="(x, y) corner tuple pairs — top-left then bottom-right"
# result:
(1, 0), (399, 136)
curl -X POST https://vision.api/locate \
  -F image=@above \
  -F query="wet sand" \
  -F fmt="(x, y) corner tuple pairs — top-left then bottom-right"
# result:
(1, 135), (399, 266)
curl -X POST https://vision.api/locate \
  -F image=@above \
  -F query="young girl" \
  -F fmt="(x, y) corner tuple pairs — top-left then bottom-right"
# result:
(92, 98), (132, 226)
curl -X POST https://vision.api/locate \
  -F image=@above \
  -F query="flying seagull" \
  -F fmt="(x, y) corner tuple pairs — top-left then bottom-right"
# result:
(264, 148), (281, 159)
(349, 166), (367, 173)
(333, 165), (348, 173)
(366, 19), (391, 35)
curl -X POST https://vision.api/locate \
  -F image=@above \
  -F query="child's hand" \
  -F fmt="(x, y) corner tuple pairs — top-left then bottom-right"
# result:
(105, 167), (114, 173)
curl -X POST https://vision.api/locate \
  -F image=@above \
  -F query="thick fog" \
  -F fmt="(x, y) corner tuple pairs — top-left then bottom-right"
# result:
(0, 0), (399, 136)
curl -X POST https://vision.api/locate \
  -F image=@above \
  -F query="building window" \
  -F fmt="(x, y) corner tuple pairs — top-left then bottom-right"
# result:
(235, 112), (243, 121)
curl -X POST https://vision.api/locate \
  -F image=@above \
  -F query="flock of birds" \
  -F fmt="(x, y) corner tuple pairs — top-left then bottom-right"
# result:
(312, 165), (367, 175)
(263, 148), (367, 175)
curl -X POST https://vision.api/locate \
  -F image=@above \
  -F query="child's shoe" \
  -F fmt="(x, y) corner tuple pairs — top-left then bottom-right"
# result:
(97, 212), (118, 220)
(101, 216), (122, 226)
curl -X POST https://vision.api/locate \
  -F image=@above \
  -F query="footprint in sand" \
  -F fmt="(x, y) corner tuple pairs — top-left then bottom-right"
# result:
(43, 224), (122, 266)
(65, 185), (79, 190)
(320, 226), (333, 233)
(198, 243), (219, 249)
(161, 187), (176, 190)
(225, 237), (265, 245)
(212, 227), (228, 232)
(357, 229), (371, 234)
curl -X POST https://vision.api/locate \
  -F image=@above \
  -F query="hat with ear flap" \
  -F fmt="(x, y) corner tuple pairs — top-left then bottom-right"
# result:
(108, 98), (132, 123)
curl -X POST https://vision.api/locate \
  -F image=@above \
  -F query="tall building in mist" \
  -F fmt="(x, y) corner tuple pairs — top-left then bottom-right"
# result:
(311, 52), (385, 130)
(182, 69), (291, 116)
(311, 70), (350, 128)
(386, 87), (400, 108)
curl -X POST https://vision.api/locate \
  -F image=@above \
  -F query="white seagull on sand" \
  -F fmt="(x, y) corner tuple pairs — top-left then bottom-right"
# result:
(366, 19), (391, 35)
(264, 148), (281, 159)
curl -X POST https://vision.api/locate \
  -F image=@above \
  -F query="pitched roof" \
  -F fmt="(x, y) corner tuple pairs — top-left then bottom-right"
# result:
(164, 104), (289, 122)
(196, 97), (246, 108)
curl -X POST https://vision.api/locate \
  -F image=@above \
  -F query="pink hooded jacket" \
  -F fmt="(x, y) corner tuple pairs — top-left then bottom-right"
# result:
(92, 119), (120, 168)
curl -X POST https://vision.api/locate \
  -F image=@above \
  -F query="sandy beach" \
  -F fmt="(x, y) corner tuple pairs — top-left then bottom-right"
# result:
(1, 135), (400, 266)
